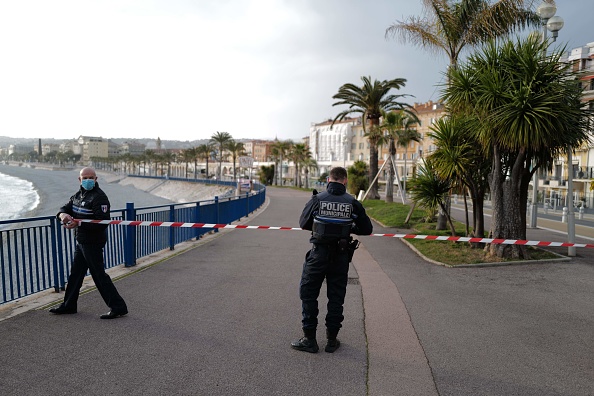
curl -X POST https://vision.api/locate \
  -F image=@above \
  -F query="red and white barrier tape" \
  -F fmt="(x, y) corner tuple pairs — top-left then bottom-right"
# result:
(75, 219), (594, 249)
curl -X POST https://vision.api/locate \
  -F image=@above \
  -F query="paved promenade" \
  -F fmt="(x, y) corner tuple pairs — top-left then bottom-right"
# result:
(1, 187), (593, 395)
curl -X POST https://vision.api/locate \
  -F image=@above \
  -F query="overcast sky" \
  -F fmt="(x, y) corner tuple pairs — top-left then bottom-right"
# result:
(0, 0), (591, 143)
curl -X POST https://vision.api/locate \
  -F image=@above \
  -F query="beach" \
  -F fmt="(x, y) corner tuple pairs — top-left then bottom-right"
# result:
(0, 163), (233, 219)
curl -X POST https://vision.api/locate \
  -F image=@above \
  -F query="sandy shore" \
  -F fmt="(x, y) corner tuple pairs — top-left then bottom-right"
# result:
(0, 163), (233, 219)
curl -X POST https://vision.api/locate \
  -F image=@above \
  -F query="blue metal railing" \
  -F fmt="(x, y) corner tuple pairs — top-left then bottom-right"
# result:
(0, 178), (266, 305)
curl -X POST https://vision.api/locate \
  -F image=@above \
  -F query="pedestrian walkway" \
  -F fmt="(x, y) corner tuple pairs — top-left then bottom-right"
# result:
(1, 188), (592, 395)
(0, 187), (418, 395)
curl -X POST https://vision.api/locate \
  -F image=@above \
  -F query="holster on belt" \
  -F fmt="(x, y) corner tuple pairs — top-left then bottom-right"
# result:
(338, 238), (349, 252)
(347, 238), (359, 262)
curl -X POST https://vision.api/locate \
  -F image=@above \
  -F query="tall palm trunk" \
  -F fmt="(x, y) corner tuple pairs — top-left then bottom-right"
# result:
(385, 139), (396, 203)
(279, 154), (283, 185)
(403, 148), (408, 200)
(368, 141), (380, 199)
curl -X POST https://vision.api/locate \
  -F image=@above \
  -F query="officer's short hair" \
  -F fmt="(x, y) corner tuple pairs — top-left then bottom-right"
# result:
(329, 167), (347, 182)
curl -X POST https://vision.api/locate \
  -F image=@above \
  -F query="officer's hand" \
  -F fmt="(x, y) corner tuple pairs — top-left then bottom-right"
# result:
(60, 214), (78, 229)
(64, 220), (78, 229)
(312, 189), (318, 195)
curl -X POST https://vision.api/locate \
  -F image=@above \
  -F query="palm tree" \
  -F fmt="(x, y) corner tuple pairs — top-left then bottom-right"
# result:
(428, 116), (490, 238)
(386, 0), (540, 226)
(144, 149), (157, 176)
(408, 158), (456, 235)
(289, 143), (309, 187)
(395, 122), (422, 198)
(269, 145), (280, 185)
(226, 140), (246, 182)
(138, 152), (148, 176)
(161, 151), (176, 177)
(385, 0), (539, 71)
(210, 131), (233, 180)
(380, 110), (420, 203)
(443, 36), (590, 258)
(180, 148), (196, 179)
(271, 139), (293, 185)
(332, 76), (415, 199)
(302, 157), (318, 190)
(196, 143), (213, 178)
(184, 147), (199, 179)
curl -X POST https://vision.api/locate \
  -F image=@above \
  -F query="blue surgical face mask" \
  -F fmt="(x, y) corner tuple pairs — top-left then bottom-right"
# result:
(81, 179), (96, 190)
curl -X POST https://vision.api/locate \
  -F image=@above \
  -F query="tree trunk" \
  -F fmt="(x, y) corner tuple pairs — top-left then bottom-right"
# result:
(438, 201), (457, 236)
(403, 149), (408, 201)
(404, 201), (416, 224)
(463, 187), (470, 236)
(279, 155), (283, 185)
(304, 169), (309, 190)
(436, 196), (449, 230)
(368, 142), (380, 200)
(488, 146), (529, 259)
(385, 155), (394, 203)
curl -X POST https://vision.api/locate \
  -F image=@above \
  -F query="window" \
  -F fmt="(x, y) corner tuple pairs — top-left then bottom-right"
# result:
(351, 143), (356, 150)
(359, 143), (363, 149)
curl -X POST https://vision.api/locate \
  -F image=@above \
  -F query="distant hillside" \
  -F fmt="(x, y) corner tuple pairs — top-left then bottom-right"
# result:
(0, 136), (214, 150)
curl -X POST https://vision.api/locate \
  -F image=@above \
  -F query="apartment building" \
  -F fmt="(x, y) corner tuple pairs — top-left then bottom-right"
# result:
(539, 41), (594, 208)
(243, 140), (272, 162)
(118, 141), (146, 156)
(309, 117), (360, 175)
(377, 101), (446, 182)
(77, 135), (108, 163)
(351, 122), (369, 163)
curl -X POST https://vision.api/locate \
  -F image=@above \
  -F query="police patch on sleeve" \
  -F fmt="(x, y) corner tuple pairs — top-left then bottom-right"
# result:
(101, 205), (108, 213)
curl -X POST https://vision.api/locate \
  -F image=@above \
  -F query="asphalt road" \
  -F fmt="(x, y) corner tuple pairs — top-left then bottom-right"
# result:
(0, 185), (593, 395)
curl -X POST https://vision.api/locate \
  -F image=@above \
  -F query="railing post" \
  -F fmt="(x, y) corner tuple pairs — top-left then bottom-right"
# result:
(124, 202), (136, 267)
(50, 218), (65, 291)
(246, 192), (250, 217)
(214, 196), (219, 233)
(195, 201), (201, 240)
(169, 204), (175, 250)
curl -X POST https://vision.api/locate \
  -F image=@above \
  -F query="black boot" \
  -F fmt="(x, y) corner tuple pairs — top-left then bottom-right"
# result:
(291, 328), (319, 353)
(325, 329), (340, 353)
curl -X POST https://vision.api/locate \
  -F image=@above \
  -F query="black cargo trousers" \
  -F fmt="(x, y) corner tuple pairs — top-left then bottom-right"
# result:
(62, 242), (127, 312)
(299, 239), (353, 334)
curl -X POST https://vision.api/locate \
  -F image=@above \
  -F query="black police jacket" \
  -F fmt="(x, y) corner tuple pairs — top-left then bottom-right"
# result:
(299, 182), (373, 243)
(57, 183), (111, 244)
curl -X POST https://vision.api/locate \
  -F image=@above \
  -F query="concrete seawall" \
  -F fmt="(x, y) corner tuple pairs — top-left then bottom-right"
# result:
(0, 164), (234, 219)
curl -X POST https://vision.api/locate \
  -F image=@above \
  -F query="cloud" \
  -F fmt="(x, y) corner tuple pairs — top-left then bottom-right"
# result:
(0, 0), (590, 143)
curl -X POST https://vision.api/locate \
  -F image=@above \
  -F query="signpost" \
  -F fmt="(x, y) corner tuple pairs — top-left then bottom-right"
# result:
(238, 156), (254, 191)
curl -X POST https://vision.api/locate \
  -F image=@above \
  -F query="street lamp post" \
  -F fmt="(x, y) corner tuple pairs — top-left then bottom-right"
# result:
(535, 1), (572, 255)
(567, 149), (576, 256)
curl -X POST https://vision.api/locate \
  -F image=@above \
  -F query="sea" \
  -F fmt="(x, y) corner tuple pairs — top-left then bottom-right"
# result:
(0, 171), (40, 221)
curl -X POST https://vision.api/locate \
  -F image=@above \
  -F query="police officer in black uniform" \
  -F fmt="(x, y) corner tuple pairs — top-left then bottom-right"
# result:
(291, 166), (372, 353)
(50, 167), (128, 319)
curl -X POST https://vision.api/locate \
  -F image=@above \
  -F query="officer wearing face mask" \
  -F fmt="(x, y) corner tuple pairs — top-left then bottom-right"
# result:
(291, 166), (372, 353)
(49, 167), (128, 319)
